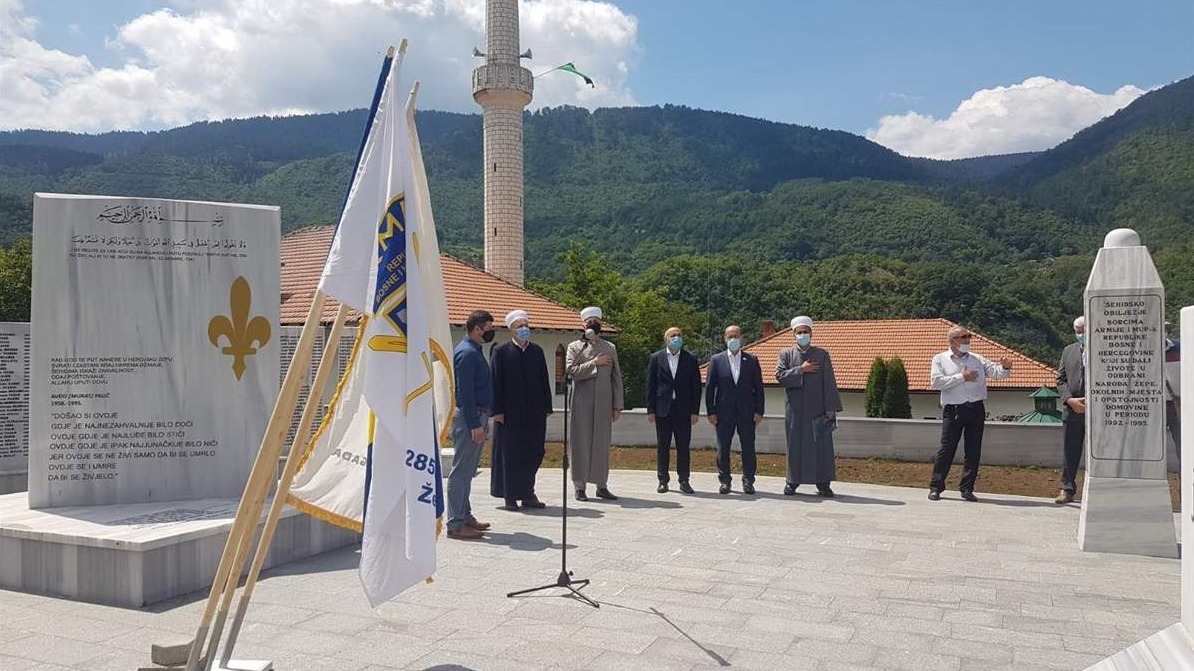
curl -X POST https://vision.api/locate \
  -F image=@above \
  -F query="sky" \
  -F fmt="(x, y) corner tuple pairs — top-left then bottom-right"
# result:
(2, 0), (1192, 158)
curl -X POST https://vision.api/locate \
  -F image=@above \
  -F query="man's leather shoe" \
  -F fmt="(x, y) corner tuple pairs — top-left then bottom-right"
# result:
(742, 481), (756, 495)
(679, 481), (694, 494)
(657, 482), (668, 494)
(575, 488), (588, 501)
(960, 490), (978, 502)
(498, 501), (520, 511)
(595, 487), (618, 500)
(448, 526), (483, 540)
(1055, 490), (1074, 504)
(521, 496), (546, 509)
(467, 519), (491, 530)
(719, 483), (731, 495)
(928, 490), (941, 501)
(783, 483), (796, 496)
(816, 485), (835, 498)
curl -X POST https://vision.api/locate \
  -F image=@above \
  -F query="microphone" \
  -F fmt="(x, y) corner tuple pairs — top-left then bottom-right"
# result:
(584, 328), (597, 340)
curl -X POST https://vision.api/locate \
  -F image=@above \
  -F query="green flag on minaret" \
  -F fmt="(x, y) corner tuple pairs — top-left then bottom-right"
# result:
(558, 62), (595, 87)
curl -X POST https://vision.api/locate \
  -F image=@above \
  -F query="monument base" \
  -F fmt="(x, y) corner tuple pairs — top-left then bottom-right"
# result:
(0, 471), (26, 495)
(1084, 622), (1194, 670)
(0, 492), (359, 608)
(1079, 475), (1178, 558)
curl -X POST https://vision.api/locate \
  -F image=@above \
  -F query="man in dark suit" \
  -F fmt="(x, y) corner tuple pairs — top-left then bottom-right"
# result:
(705, 324), (765, 495)
(647, 327), (703, 493)
(1055, 316), (1086, 504)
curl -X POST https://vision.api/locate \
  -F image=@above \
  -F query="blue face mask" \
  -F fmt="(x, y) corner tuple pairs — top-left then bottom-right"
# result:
(669, 335), (683, 350)
(517, 326), (531, 341)
(727, 338), (742, 353)
(795, 333), (811, 348)
(1076, 332), (1085, 346)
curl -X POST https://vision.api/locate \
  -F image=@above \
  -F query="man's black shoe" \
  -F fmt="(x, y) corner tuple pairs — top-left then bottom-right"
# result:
(928, 490), (941, 501)
(679, 481), (694, 494)
(575, 488), (588, 502)
(742, 481), (756, 495)
(657, 482), (668, 494)
(816, 485), (835, 498)
(595, 487), (618, 500)
(960, 490), (978, 502)
(783, 483), (796, 496)
(719, 483), (731, 495)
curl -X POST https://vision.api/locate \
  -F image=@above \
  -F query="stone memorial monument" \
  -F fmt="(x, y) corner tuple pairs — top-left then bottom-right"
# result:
(28, 194), (279, 508)
(1078, 228), (1177, 558)
(0, 322), (29, 495)
(1084, 303), (1192, 670)
(0, 194), (358, 607)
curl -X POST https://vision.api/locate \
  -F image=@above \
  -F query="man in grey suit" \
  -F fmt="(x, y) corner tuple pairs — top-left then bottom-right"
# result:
(1055, 316), (1086, 504)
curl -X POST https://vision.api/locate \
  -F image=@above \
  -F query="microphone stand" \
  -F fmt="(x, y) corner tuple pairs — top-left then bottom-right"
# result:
(507, 370), (599, 608)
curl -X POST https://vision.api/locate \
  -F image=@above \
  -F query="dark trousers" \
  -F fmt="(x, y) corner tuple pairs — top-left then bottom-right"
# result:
(930, 401), (985, 493)
(1167, 400), (1182, 463)
(655, 412), (692, 483)
(715, 413), (757, 484)
(1060, 419), (1085, 494)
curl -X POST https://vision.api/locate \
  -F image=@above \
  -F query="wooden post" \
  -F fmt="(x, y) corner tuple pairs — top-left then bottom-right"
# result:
(219, 303), (351, 665)
(179, 291), (326, 671)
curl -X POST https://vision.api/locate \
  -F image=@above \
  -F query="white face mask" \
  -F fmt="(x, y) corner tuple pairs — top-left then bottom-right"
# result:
(957, 343), (970, 354)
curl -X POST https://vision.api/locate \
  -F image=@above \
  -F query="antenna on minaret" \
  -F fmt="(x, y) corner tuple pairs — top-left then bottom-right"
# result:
(472, 0), (533, 287)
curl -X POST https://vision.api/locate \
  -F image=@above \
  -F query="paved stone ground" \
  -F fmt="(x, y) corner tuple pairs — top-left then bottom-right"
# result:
(0, 470), (1182, 671)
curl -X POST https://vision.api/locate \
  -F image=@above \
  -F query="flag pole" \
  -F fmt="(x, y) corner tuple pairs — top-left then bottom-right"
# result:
(532, 63), (567, 78)
(219, 303), (352, 666)
(172, 290), (327, 671)
(200, 38), (405, 671)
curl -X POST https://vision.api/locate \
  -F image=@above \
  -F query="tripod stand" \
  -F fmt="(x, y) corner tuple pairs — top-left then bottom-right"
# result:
(507, 372), (599, 608)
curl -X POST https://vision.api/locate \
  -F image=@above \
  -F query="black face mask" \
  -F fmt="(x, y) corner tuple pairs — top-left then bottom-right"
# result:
(586, 320), (602, 333)
(481, 328), (496, 343)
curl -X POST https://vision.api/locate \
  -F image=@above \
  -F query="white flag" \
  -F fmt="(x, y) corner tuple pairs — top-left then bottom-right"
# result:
(315, 45), (445, 607)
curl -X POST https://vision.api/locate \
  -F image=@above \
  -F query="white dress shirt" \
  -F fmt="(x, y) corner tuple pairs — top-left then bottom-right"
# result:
(728, 350), (742, 384)
(667, 349), (680, 377)
(930, 349), (1011, 406)
(667, 349), (680, 398)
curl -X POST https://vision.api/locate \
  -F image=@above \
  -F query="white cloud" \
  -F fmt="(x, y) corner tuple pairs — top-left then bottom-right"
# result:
(866, 76), (1148, 159)
(0, 0), (639, 132)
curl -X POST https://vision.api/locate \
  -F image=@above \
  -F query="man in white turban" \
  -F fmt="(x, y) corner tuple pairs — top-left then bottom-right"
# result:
(565, 306), (623, 501)
(776, 315), (843, 497)
(489, 309), (553, 510)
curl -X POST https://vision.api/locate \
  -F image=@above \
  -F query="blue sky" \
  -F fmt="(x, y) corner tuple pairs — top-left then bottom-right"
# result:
(5, 0), (1193, 157)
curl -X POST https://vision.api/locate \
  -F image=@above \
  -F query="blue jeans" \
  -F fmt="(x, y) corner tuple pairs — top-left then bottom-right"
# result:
(447, 410), (487, 531)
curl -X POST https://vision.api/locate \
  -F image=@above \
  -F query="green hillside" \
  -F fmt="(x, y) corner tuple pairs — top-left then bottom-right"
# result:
(0, 79), (1192, 369)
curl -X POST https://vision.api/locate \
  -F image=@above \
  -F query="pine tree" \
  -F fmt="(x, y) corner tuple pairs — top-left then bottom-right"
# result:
(864, 357), (888, 418)
(882, 357), (913, 419)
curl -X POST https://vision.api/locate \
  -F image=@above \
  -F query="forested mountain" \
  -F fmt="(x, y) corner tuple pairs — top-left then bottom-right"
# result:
(0, 76), (1191, 368)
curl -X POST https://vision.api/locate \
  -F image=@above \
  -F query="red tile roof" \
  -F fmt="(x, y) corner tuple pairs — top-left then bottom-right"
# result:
(279, 226), (591, 332)
(701, 318), (1056, 392)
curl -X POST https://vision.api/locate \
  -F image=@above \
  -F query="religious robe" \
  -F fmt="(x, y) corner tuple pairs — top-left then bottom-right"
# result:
(489, 339), (553, 501)
(565, 337), (624, 487)
(775, 344), (843, 485)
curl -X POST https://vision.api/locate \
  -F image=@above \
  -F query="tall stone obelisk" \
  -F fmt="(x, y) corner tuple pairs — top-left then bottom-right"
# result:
(1078, 228), (1177, 558)
(473, 0), (533, 286)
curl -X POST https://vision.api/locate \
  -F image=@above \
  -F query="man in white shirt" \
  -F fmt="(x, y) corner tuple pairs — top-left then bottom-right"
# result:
(928, 326), (1012, 501)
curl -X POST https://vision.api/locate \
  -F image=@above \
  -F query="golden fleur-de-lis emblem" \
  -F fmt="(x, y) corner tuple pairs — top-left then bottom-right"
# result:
(208, 276), (271, 381)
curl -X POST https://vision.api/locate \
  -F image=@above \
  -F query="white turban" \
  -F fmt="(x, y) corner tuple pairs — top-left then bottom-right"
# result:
(580, 306), (603, 322)
(505, 309), (529, 328)
(791, 316), (813, 330)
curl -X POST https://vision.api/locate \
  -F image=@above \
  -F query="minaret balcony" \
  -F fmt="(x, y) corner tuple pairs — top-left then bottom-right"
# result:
(472, 64), (534, 100)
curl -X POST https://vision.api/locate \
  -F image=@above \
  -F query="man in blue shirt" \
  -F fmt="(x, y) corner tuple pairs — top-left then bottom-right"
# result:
(447, 310), (496, 540)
